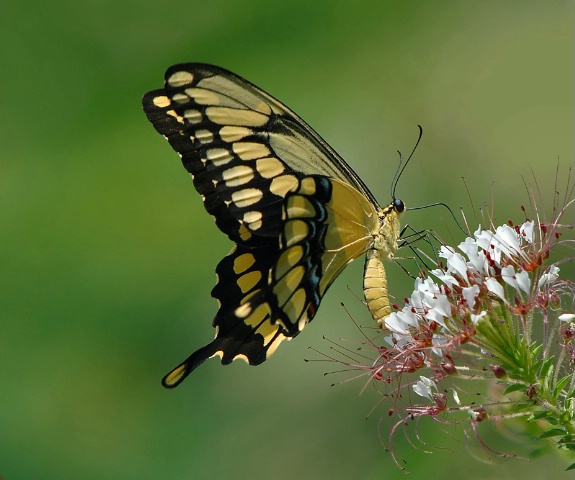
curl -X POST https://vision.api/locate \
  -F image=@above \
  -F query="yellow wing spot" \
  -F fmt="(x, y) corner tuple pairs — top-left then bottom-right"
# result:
(222, 165), (255, 187)
(283, 219), (309, 247)
(233, 252), (256, 274)
(275, 245), (304, 280)
(243, 303), (272, 331)
(220, 126), (253, 142)
(184, 87), (221, 105)
(286, 195), (316, 219)
(231, 188), (263, 208)
(206, 148), (233, 167)
(245, 304), (284, 347)
(237, 270), (262, 294)
(274, 265), (305, 306)
(152, 95), (171, 108)
(298, 177), (317, 195)
(256, 157), (285, 179)
(195, 129), (214, 144)
(297, 311), (309, 332)
(238, 223), (252, 241)
(166, 110), (184, 124)
(206, 106), (269, 127)
(163, 364), (188, 388)
(243, 210), (263, 230)
(270, 174), (298, 196)
(282, 288), (307, 331)
(167, 70), (194, 87)
(183, 109), (202, 124)
(265, 332), (287, 356)
(232, 142), (270, 161)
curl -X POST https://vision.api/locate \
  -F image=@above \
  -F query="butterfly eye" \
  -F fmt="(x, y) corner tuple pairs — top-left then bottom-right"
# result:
(393, 198), (405, 213)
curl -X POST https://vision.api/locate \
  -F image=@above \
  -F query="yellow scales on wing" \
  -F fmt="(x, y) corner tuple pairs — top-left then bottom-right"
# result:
(142, 64), (405, 388)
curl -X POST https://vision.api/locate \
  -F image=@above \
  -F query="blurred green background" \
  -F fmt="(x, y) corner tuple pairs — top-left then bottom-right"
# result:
(1, 1), (573, 479)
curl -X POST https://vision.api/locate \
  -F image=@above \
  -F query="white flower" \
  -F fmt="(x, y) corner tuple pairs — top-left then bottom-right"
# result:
(495, 224), (522, 257)
(418, 278), (451, 318)
(474, 225), (529, 265)
(501, 265), (530, 294)
(538, 265), (560, 289)
(462, 285), (480, 309)
(430, 268), (458, 287)
(395, 309), (419, 329)
(413, 376), (436, 399)
(558, 313), (575, 322)
(515, 269), (531, 294)
(452, 389), (461, 405)
(501, 265), (531, 293)
(471, 310), (487, 324)
(462, 242), (489, 276)
(385, 312), (410, 334)
(520, 221), (534, 243)
(485, 277), (506, 301)
(474, 229), (503, 264)
(432, 333), (448, 356)
(446, 252), (470, 283)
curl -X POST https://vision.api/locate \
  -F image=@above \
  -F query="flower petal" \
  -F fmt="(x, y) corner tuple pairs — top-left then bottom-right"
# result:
(462, 285), (480, 309)
(485, 277), (506, 301)
(558, 313), (575, 322)
(501, 265), (520, 292)
(413, 376), (436, 399)
(515, 269), (531, 294)
(471, 310), (487, 324)
(520, 221), (534, 243)
(538, 265), (560, 289)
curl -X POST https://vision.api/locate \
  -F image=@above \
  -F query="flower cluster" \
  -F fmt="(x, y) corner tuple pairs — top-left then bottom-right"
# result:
(325, 188), (574, 469)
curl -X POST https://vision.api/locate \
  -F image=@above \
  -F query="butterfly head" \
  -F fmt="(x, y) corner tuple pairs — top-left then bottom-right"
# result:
(392, 198), (405, 214)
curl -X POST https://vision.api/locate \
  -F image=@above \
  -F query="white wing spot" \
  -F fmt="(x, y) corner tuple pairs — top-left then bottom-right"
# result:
(206, 106), (268, 127)
(235, 303), (252, 318)
(195, 129), (214, 144)
(222, 165), (254, 187)
(270, 175), (298, 196)
(167, 71), (194, 87)
(207, 148), (233, 167)
(183, 109), (202, 124)
(220, 126), (252, 142)
(243, 210), (263, 230)
(171, 93), (189, 104)
(184, 87), (220, 105)
(256, 157), (285, 178)
(233, 142), (270, 160)
(231, 188), (263, 208)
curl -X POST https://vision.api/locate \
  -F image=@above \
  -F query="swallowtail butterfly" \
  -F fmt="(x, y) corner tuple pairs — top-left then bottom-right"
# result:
(142, 64), (405, 388)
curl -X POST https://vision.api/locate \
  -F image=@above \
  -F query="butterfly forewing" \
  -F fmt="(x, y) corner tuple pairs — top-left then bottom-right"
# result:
(142, 64), (378, 244)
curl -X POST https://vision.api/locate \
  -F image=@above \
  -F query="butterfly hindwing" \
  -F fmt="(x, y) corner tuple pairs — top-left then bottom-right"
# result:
(162, 175), (380, 387)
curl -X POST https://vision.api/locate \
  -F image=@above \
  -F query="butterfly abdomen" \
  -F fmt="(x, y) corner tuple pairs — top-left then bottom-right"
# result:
(363, 249), (392, 328)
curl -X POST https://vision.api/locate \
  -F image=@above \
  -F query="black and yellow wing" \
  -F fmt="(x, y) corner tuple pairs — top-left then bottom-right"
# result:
(142, 64), (402, 388)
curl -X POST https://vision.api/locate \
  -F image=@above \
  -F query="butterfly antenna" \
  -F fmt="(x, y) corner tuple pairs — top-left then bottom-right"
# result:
(390, 151), (404, 200)
(407, 202), (467, 235)
(391, 125), (423, 200)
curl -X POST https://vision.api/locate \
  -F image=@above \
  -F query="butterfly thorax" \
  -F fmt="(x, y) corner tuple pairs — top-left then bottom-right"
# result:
(364, 202), (404, 328)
